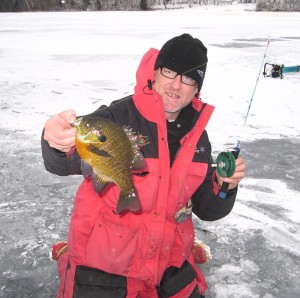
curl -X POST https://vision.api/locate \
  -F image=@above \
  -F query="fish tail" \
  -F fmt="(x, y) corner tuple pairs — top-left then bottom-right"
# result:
(116, 190), (140, 214)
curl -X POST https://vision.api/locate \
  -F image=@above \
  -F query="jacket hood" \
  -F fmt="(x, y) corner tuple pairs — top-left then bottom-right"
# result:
(133, 48), (166, 123)
(134, 48), (159, 94)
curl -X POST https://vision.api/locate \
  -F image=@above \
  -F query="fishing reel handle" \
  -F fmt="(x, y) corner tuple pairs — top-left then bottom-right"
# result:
(218, 147), (240, 199)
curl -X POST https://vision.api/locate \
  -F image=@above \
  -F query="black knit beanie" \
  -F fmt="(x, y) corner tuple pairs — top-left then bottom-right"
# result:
(154, 33), (208, 91)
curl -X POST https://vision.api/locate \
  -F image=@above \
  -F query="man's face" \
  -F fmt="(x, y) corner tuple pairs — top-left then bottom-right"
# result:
(153, 68), (198, 121)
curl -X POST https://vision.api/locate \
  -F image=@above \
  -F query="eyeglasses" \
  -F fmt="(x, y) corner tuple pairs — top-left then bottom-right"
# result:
(160, 67), (197, 86)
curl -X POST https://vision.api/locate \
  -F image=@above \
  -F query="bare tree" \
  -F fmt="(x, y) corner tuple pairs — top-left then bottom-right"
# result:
(162, 0), (172, 9)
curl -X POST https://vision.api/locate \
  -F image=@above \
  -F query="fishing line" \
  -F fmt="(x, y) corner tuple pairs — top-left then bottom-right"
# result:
(216, 37), (271, 198)
(180, 62), (208, 76)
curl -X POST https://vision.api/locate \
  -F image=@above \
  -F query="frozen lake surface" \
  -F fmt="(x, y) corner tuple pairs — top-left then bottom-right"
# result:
(0, 4), (299, 298)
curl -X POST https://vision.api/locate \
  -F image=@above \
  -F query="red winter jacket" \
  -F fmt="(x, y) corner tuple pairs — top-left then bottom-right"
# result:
(42, 48), (238, 297)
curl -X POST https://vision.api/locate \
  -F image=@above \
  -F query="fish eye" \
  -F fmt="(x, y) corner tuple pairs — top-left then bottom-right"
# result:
(85, 121), (91, 128)
(98, 134), (106, 142)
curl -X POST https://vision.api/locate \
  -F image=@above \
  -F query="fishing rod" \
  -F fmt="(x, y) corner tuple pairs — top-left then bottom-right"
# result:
(216, 37), (271, 198)
(244, 37), (271, 126)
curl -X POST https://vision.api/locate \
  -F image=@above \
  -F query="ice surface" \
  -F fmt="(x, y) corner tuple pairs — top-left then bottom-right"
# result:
(0, 3), (299, 298)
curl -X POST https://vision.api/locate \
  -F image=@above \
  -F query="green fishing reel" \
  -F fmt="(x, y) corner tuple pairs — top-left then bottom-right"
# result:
(216, 141), (240, 178)
(216, 143), (240, 199)
(216, 151), (236, 178)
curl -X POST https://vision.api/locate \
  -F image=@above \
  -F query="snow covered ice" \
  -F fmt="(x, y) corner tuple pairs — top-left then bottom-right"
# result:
(0, 4), (299, 298)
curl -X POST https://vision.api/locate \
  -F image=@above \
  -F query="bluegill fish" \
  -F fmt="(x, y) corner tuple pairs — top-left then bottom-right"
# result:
(72, 116), (147, 214)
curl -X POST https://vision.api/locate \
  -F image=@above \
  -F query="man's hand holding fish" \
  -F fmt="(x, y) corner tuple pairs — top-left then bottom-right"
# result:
(44, 109), (77, 153)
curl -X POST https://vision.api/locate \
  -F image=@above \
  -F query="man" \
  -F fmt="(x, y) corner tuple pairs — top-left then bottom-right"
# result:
(42, 33), (245, 297)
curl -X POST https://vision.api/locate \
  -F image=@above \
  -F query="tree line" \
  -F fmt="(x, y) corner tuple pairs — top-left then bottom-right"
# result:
(256, 0), (299, 11)
(0, 0), (299, 12)
(0, 0), (158, 12)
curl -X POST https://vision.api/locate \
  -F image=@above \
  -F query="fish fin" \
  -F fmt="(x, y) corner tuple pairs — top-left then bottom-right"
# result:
(91, 173), (108, 193)
(123, 127), (149, 149)
(131, 151), (146, 170)
(81, 160), (93, 177)
(116, 190), (140, 214)
(88, 145), (111, 158)
(81, 160), (108, 192)
(123, 127), (147, 171)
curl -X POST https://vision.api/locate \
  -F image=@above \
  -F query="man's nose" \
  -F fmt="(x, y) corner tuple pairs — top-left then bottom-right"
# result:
(170, 75), (182, 89)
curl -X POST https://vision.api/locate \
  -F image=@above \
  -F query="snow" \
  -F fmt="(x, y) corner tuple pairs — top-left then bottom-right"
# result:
(0, 4), (299, 298)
